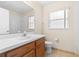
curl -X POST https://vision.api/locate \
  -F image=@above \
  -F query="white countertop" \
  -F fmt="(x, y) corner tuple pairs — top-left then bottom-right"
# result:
(0, 34), (45, 53)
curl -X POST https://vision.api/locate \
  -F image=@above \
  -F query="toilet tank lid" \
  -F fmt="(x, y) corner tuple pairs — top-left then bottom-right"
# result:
(45, 41), (52, 44)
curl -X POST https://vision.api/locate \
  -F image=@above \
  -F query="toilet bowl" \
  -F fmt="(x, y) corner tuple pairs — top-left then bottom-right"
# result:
(45, 41), (52, 54)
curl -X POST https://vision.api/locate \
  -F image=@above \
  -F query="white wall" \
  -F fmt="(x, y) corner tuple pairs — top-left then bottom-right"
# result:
(25, 1), (79, 53)
(25, 1), (43, 34)
(0, 7), (9, 34)
(42, 2), (75, 52)
(73, 2), (79, 54)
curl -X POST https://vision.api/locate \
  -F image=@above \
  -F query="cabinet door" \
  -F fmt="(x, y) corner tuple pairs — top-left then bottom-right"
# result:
(36, 43), (45, 57)
(23, 50), (35, 57)
(36, 38), (45, 57)
(36, 40), (45, 57)
(0, 53), (5, 57)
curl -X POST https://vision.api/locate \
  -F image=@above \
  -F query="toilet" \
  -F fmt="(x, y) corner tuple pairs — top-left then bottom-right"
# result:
(45, 41), (52, 54)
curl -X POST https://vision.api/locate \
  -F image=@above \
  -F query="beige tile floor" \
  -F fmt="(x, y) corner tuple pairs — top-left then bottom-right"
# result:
(45, 49), (78, 57)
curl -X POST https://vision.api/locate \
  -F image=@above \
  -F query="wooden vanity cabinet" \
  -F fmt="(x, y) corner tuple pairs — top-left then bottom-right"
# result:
(23, 50), (35, 57)
(0, 53), (5, 57)
(0, 37), (45, 57)
(35, 38), (45, 57)
(6, 41), (35, 57)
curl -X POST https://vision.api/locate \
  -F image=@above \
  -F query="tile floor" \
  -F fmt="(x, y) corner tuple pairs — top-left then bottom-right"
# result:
(45, 49), (78, 57)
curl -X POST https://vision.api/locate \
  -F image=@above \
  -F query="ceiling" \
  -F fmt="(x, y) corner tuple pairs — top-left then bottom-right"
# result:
(37, 1), (57, 6)
(0, 1), (33, 13)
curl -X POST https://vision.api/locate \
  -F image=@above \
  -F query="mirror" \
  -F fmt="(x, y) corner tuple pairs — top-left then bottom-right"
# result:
(0, 1), (35, 34)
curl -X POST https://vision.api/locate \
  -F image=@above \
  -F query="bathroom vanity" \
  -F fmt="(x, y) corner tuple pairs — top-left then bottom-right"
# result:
(0, 1), (45, 57)
(0, 34), (45, 57)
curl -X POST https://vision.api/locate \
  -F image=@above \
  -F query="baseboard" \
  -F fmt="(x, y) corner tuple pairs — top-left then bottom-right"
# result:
(52, 48), (78, 56)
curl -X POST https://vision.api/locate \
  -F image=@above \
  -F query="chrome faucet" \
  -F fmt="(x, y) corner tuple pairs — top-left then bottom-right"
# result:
(23, 31), (26, 36)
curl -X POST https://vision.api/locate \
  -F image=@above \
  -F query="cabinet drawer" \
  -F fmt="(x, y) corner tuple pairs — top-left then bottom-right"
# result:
(6, 42), (35, 57)
(36, 38), (45, 46)
(23, 50), (35, 57)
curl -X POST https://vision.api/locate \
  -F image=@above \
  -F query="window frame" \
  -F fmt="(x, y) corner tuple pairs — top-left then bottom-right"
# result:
(48, 9), (68, 30)
(28, 16), (35, 30)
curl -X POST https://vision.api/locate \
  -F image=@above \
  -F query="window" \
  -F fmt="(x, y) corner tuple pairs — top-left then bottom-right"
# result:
(28, 16), (35, 29)
(48, 9), (68, 29)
